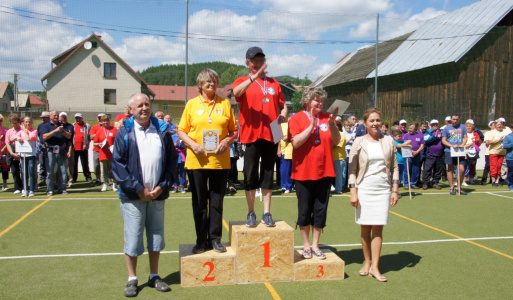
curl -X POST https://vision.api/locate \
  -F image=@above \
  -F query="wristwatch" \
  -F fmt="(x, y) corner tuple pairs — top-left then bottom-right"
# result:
(348, 183), (356, 188)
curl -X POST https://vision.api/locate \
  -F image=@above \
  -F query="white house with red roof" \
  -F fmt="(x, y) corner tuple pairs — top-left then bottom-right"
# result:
(41, 33), (154, 118)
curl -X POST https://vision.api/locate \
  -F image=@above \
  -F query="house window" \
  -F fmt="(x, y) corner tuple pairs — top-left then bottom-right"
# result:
(104, 63), (116, 78)
(104, 89), (116, 104)
(163, 103), (168, 111)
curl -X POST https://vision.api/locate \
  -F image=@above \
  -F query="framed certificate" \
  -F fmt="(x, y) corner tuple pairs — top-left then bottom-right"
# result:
(203, 129), (219, 153)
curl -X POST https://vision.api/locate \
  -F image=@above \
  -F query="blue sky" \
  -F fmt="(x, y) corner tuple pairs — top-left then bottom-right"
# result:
(0, 0), (477, 91)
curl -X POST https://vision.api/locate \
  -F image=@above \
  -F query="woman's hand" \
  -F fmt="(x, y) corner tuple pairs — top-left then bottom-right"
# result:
(309, 108), (316, 128)
(255, 63), (268, 79)
(215, 140), (229, 155)
(329, 107), (339, 125)
(350, 193), (359, 208)
(191, 142), (206, 156)
(390, 193), (399, 207)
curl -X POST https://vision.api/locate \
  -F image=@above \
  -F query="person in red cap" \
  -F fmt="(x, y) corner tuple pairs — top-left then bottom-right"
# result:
(232, 47), (288, 227)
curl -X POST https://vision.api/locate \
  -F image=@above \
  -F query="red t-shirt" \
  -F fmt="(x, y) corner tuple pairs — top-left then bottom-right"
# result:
(288, 111), (336, 181)
(93, 125), (117, 161)
(89, 123), (102, 152)
(74, 123), (85, 151)
(115, 114), (129, 123)
(233, 75), (285, 144)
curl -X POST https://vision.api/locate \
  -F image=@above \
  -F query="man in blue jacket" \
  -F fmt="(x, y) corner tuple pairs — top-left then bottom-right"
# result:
(112, 93), (177, 297)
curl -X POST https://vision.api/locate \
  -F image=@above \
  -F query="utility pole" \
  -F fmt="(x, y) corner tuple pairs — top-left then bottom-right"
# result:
(13, 74), (19, 112)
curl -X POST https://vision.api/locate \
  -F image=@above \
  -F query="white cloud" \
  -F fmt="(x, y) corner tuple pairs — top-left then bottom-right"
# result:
(112, 35), (185, 72)
(252, 0), (393, 14)
(0, 1), (78, 90)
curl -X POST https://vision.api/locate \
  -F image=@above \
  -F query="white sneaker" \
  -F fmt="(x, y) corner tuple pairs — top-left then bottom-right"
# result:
(28, 191), (35, 197)
(112, 183), (118, 192)
(14, 190), (21, 194)
(21, 191), (27, 197)
(68, 181), (73, 187)
(331, 186), (336, 191)
(461, 182), (469, 187)
(101, 183), (108, 192)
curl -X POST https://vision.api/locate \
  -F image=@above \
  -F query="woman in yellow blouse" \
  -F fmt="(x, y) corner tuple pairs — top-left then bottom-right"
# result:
(178, 69), (238, 254)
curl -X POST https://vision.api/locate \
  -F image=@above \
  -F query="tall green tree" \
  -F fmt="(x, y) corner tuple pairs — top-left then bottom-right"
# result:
(290, 76), (310, 113)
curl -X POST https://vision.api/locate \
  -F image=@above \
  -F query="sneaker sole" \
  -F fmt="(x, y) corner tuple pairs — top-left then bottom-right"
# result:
(261, 220), (276, 227)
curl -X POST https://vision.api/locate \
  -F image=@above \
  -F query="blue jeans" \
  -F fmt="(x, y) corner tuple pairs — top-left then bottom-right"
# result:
(174, 162), (187, 187)
(20, 156), (37, 192)
(507, 160), (513, 187)
(120, 199), (166, 257)
(403, 155), (421, 186)
(398, 163), (404, 184)
(46, 150), (67, 193)
(333, 159), (347, 192)
(280, 156), (293, 191)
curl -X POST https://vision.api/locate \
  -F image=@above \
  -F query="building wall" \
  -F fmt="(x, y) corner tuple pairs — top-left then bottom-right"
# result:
(152, 101), (185, 121)
(0, 93), (10, 112)
(45, 37), (143, 114)
(325, 26), (513, 127)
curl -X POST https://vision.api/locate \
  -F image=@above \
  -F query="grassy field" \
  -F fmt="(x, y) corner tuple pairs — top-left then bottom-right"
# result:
(1, 177), (512, 299)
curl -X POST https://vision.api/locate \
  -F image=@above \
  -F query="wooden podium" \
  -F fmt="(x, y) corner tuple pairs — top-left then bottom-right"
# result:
(179, 220), (344, 287)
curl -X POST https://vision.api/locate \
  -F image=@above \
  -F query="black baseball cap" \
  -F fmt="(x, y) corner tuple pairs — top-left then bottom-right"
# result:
(246, 47), (265, 59)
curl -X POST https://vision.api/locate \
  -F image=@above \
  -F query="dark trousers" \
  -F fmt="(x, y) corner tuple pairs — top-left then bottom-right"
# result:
(188, 169), (229, 245)
(8, 156), (22, 191)
(482, 155), (490, 182)
(73, 150), (91, 181)
(38, 148), (47, 182)
(228, 157), (238, 183)
(275, 155), (281, 186)
(422, 154), (444, 185)
(243, 139), (278, 190)
(295, 177), (331, 228)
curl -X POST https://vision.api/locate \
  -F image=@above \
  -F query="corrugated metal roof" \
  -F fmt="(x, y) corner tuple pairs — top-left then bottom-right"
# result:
(368, 0), (513, 78)
(314, 32), (412, 87)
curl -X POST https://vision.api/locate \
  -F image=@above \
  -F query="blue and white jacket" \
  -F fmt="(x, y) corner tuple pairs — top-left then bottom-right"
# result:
(112, 116), (177, 200)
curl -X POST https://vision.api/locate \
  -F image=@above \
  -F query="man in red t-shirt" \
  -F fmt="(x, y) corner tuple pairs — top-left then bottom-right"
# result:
(89, 113), (104, 185)
(114, 105), (131, 129)
(232, 47), (288, 227)
(73, 113), (92, 183)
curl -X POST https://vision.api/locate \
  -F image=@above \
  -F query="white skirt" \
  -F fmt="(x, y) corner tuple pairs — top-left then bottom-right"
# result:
(355, 173), (390, 225)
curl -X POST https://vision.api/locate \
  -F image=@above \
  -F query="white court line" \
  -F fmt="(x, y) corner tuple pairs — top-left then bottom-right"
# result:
(1, 190), (512, 202)
(486, 192), (513, 200)
(2, 236), (512, 260)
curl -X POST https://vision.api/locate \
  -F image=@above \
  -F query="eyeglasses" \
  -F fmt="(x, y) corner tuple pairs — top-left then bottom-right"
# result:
(250, 58), (266, 64)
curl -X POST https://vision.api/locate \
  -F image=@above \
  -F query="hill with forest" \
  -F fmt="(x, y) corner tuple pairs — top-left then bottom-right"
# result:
(138, 62), (312, 87)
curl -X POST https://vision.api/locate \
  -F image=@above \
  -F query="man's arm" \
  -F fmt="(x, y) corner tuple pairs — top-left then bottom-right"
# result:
(111, 129), (145, 195)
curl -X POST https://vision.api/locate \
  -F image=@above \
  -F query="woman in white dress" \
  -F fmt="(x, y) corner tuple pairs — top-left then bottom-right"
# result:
(348, 108), (399, 282)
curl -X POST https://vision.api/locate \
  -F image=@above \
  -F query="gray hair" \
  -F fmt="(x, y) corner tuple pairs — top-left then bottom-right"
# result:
(300, 86), (328, 108)
(128, 93), (149, 107)
(196, 69), (219, 94)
